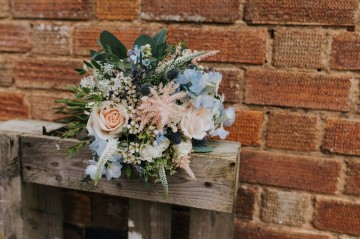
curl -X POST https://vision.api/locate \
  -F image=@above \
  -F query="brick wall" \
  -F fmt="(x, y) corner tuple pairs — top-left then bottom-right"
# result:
(1, 0), (360, 238)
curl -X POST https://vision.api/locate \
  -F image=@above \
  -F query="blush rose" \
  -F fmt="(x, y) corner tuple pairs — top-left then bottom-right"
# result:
(87, 101), (129, 140)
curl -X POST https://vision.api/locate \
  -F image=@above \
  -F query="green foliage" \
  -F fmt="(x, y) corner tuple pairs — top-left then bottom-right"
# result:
(67, 141), (87, 158)
(100, 31), (127, 59)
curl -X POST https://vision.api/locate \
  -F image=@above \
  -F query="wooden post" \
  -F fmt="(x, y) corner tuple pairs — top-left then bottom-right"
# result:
(0, 133), (23, 239)
(0, 120), (64, 239)
(128, 199), (171, 239)
(189, 209), (234, 239)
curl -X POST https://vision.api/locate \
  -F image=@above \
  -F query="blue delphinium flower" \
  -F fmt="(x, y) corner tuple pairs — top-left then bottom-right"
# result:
(176, 68), (202, 86)
(221, 107), (236, 127)
(90, 132), (121, 161)
(203, 72), (222, 95)
(210, 127), (229, 140)
(128, 45), (142, 64)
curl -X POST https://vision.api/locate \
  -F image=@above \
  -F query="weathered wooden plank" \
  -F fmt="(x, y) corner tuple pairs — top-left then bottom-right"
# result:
(0, 119), (64, 135)
(22, 184), (63, 239)
(21, 134), (240, 213)
(0, 133), (23, 239)
(189, 208), (234, 239)
(128, 199), (171, 239)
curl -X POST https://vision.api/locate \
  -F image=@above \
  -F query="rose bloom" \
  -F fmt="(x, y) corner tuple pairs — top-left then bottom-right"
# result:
(87, 101), (129, 140)
(173, 141), (192, 157)
(180, 105), (214, 140)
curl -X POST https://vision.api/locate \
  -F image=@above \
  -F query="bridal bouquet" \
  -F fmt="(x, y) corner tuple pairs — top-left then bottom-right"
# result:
(58, 29), (235, 196)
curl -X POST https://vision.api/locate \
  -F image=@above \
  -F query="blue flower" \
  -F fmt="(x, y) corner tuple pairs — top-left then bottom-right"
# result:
(221, 107), (235, 127)
(176, 69), (202, 86)
(128, 45), (142, 64)
(210, 127), (229, 140)
(90, 132), (121, 162)
(193, 94), (215, 109)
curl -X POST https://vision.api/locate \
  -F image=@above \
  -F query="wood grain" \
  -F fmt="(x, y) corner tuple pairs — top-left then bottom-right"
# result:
(128, 199), (171, 239)
(0, 133), (23, 239)
(20, 134), (240, 213)
(189, 208), (234, 239)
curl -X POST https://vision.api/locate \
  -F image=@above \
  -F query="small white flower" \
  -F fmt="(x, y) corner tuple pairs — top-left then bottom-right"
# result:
(106, 161), (122, 181)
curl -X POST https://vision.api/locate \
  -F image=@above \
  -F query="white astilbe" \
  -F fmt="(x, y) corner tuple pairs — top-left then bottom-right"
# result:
(135, 82), (186, 132)
(155, 51), (209, 78)
(94, 138), (118, 185)
(192, 50), (220, 64)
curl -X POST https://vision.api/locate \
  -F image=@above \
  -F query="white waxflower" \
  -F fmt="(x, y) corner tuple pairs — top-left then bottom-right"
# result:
(102, 63), (115, 75)
(80, 76), (96, 89)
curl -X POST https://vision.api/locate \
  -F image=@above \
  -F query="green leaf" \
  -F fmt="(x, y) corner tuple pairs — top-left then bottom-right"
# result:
(100, 31), (127, 59)
(93, 53), (109, 61)
(90, 59), (101, 70)
(153, 29), (167, 59)
(126, 165), (132, 179)
(81, 175), (92, 183)
(83, 60), (93, 69)
(154, 29), (167, 46)
(74, 68), (83, 72)
(134, 34), (157, 57)
(79, 69), (86, 75)
(90, 50), (97, 57)
(192, 146), (214, 153)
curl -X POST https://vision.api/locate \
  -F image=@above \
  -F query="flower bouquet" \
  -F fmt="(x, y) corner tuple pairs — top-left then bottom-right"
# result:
(57, 29), (235, 197)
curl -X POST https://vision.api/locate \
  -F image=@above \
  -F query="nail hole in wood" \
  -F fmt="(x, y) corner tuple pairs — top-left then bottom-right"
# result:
(205, 182), (212, 187)
(25, 165), (32, 170)
(229, 162), (236, 168)
(55, 175), (62, 182)
(50, 162), (59, 167)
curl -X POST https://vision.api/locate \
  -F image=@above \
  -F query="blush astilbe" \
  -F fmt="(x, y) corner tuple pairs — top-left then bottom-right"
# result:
(135, 82), (187, 132)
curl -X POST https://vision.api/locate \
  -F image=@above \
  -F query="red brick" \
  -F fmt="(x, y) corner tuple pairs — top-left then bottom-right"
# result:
(0, 0), (9, 18)
(31, 23), (70, 55)
(15, 58), (81, 90)
(322, 119), (360, 156)
(331, 33), (360, 70)
(234, 221), (330, 239)
(168, 26), (267, 64)
(141, 0), (240, 23)
(0, 23), (31, 52)
(245, 0), (358, 26)
(225, 110), (263, 146)
(266, 112), (318, 151)
(0, 58), (12, 87)
(216, 67), (243, 103)
(26, 91), (73, 121)
(73, 24), (162, 56)
(11, 0), (90, 19)
(273, 29), (326, 69)
(91, 194), (128, 230)
(239, 149), (341, 194)
(345, 161), (360, 195)
(236, 186), (256, 220)
(96, 0), (138, 20)
(0, 90), (29, 120)
(244, 69), (351, 111)
(261, 189), (311, 226)
(63, 191), (91, 226)
(314, 197), (360, 236)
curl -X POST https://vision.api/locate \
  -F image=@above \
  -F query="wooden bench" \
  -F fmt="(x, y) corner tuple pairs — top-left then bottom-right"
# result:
(0, 120), (240, 239)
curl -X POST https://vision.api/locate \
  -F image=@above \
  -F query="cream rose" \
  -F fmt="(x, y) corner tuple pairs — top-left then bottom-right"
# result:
(180, 105), (214, 140)
(87, 101), (129, 140)
(140, 138), (170, 162)
(173, 141), (192, 157)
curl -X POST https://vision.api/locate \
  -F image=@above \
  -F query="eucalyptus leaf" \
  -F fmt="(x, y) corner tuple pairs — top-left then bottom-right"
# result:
(100, 31), (127, 59)
(192, 146), (214, 153)
(93, 52), (109, 61)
